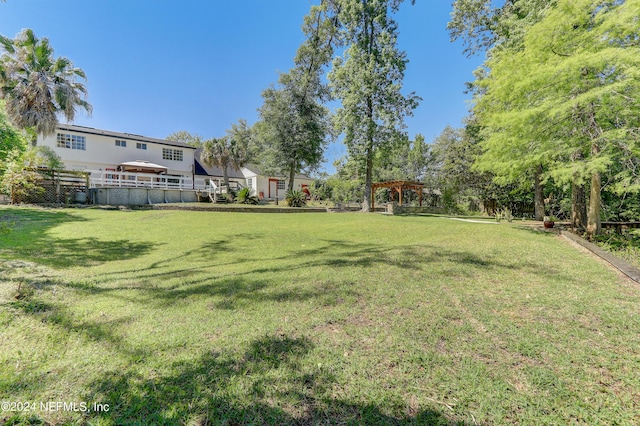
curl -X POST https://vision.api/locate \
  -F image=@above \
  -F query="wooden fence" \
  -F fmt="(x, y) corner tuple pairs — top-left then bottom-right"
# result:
(24, 169), (90, 204)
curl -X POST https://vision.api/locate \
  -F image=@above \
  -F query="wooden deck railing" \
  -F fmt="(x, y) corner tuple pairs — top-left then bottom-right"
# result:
(89, 170), (195, 190)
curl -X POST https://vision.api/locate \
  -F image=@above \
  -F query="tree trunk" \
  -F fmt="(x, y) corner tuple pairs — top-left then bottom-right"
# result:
(586, 171), (601, 238)
(288, 167), (296, 192)
(571, 179), (587, 231)
(533, 165), (544, 221)
(222, 165), (229, 189)
(362, 146), (373, 212)
(585, 105), (602, 238)
(363, 89), (374, 213)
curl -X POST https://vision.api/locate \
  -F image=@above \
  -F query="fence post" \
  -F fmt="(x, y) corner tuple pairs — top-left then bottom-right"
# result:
(55, 170), (61, 203)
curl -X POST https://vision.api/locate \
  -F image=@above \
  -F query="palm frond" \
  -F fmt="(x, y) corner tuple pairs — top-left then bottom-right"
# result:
(0, 29), (91, 135)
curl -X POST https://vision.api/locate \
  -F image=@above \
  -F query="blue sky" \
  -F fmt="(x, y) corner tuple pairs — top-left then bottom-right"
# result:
(0, 1), (483, 173)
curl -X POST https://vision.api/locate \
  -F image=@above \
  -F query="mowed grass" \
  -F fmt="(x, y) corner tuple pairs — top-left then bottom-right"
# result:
(1, 207), (639, 425)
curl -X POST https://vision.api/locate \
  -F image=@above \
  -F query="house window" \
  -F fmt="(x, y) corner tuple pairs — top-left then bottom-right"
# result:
(56, 133), (86, 150)
(247, 178), (253, 189)
(115, 140), (127, 147)
(136, 142), (147, 150)
(277, 180), (285, 190)
(162, 148), (183, 161)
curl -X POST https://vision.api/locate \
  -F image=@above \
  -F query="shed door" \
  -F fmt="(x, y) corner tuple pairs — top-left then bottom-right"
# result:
(269, 179), (278, 199)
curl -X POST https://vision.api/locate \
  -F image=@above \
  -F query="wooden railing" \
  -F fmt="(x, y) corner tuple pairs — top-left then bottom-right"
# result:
(90, 170), (195, 190)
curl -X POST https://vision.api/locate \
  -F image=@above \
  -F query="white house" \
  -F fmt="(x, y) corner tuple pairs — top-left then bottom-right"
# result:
(35, 124), (316, 200)
(36, 124), (198, 189)
(242, 164), (315, 200)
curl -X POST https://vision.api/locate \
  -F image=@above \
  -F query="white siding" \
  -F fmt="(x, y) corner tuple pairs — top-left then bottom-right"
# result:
(37, 128), (195, 177)
(240, 167), (314, 200)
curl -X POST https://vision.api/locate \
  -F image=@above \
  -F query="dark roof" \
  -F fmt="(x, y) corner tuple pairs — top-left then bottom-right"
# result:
(56, 124), (195, 150)
(243, 164), (314, 180)
(194, 148), (246, 179)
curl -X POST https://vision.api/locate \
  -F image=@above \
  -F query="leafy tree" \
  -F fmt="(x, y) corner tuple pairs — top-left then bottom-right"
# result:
(428, 125), (484, 212)
(448, 0), (556, 57)
(374, 133), (430, 183)
(327, 0), (420, 211)
(254, 3), (335, 191)
(449, 0), (558, 221)
(226, 119), (253, 162)
(256, 76), (331, 191)
(325, 156), (365, 205)
(0, 146), (63, 204)
(474, 0), (640, 236)
(166, 130), (203, 147)
(0, 29), (91, 136)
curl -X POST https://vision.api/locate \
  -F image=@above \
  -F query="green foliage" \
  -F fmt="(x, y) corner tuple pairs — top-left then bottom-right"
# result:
(0, 29), (91, 135)
(374, 133), (431, 183)
(594, 229), (640, 269)
(472, 0), (640, 235)
(285, 189), (307, 208)
(285, 189), (307, 207)
(253, 3), (334, 190)
(327, 177), (363, 206)
(255, 74), (330, 189)
(448, 0), (555, 56)
(201, 122), (250, 189)
(0, 148), (44, 204)
(309, 179), (332, 202)
(495, 207), (514, 223)
(35, 145), (64, 170)
(236, 187), (260, 205)
(0, 101), (26, 164)
(326, 0), (420, 211)
(325, 158), (365, 205)
(165, 130), (204, 147)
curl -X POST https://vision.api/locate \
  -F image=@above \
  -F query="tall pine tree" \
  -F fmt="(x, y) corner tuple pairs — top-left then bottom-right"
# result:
(327, 0), (419, 211)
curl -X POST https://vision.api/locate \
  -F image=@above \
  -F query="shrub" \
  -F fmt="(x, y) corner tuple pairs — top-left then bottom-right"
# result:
(237, 187), (259, 205)
(285, 189), (307, 207)
(496, 207), (514, 223)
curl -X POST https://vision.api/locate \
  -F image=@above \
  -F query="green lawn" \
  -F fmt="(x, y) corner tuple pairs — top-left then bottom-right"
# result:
(1, 207), (639, 425)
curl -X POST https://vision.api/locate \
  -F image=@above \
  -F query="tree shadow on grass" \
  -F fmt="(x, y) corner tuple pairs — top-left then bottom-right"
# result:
(50, 236), (577, 312)
(3, 295), (149, 362)
(22, 237), (158, 268)
(82, 333), (467, 425)
(1, 293), (150, 416)
(0, 208), (158, 268)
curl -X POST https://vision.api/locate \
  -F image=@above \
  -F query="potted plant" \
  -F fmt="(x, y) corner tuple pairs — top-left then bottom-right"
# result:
(543, 216), (555, 229)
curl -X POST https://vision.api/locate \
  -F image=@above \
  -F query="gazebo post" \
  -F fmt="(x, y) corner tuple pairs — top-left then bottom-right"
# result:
(370, 180), (425, 213)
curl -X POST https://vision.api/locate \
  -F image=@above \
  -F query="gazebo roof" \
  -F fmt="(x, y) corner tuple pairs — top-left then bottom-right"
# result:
(371, 180), (424, 190)
(118, 161), (168, 174)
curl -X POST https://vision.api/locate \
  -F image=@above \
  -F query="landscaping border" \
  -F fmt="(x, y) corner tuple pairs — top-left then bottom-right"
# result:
(561, 230), (640, 284)
(148, 203), (386, 213)
(151, 204), (328, 213)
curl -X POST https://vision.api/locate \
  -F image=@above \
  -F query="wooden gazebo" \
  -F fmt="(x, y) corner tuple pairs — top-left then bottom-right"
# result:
(371, 180), (424, 211)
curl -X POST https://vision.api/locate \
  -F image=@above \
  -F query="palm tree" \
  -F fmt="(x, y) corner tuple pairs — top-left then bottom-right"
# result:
(0, 29), (92, 137)
(200, 119), (251, 189)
